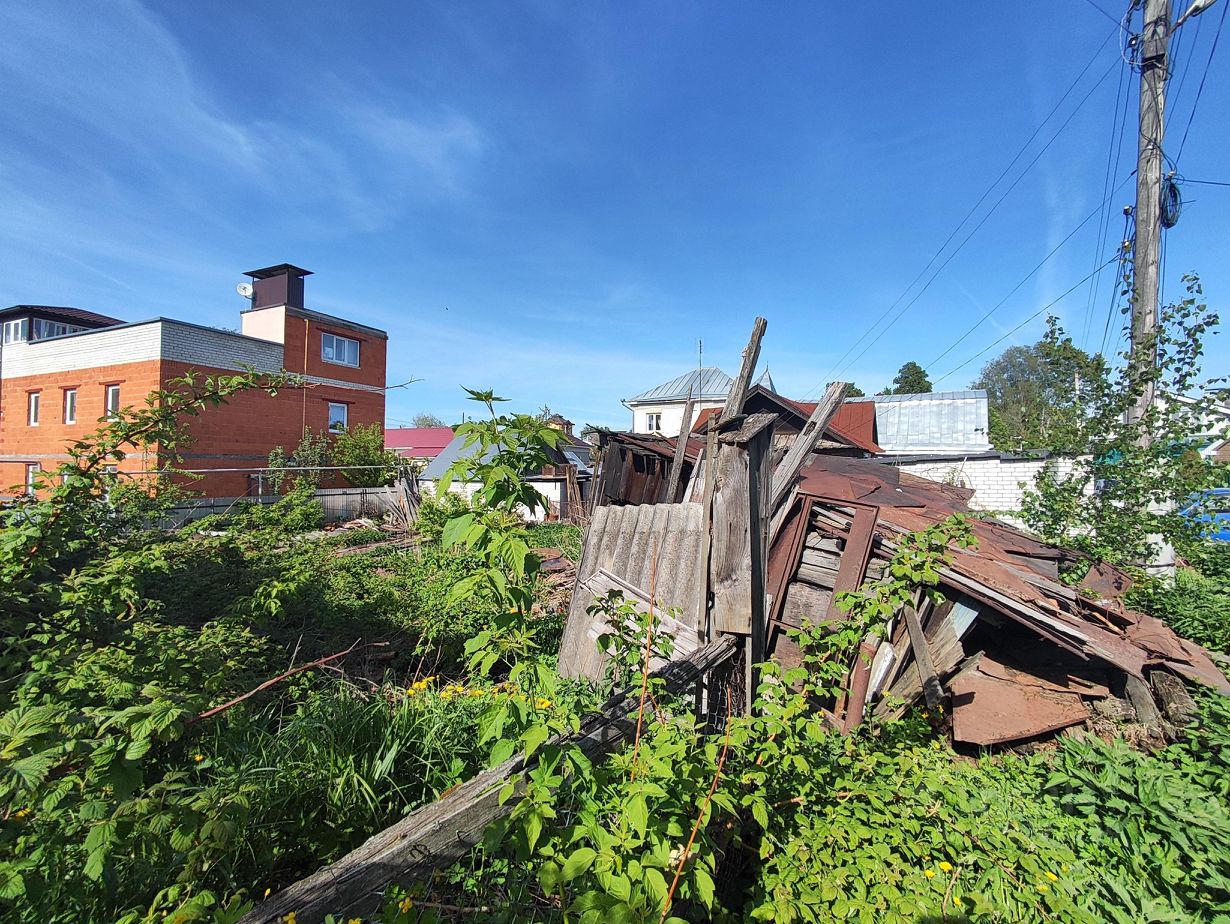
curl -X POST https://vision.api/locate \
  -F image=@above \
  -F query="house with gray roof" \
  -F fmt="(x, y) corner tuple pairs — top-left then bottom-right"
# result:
(623, 366), (774, 436)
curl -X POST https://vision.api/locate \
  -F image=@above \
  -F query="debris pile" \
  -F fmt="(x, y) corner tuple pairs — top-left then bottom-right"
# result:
(559, 318), (1229, 747)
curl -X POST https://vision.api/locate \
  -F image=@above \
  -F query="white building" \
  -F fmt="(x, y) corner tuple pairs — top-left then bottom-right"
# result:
(623, 367), (774, 437)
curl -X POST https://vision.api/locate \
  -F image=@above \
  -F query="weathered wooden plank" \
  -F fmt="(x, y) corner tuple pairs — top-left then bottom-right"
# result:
(769, 381), (848, 510)
(582, 568), (702, 657)
(240, 638), (739, 924)
(904, 602), (943, 712)
(663, 396), (696, 503)
(746, 421), (773, 699)
(720, 316), (767, 422)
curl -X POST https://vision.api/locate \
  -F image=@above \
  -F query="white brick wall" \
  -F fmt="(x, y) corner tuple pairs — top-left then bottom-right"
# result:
(0, 320), (286, 379)
(159, 321), (284, 372)
(1, 323), (163, 376)
(892, 455), (1088, 517)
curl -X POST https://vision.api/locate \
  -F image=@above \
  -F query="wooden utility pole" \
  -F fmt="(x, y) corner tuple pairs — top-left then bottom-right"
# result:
(1128, 0), (1171, 441)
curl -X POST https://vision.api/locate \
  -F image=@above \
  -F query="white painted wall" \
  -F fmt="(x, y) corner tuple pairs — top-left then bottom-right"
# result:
(419, 477), (566, 523)
(0, 320), (285, 378)
(628, 399), (725, 437)
(889, 455), (1088, 521)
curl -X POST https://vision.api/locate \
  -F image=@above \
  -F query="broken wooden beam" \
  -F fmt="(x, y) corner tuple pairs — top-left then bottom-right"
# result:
(239, 637), (738, 924)
(663, 395), (696, 503)
(770, 380), (848, 511)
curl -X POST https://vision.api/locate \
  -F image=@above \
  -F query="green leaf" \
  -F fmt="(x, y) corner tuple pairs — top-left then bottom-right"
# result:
(562, 846), (597, 881)
(489, 738), (516, 767)
(522, 724), (549, 761)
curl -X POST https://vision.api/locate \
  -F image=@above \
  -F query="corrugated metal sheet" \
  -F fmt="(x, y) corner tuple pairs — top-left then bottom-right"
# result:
(557, 502), (704, 680)
(624, 367), (734, 403)
(847, 391), (992, 454)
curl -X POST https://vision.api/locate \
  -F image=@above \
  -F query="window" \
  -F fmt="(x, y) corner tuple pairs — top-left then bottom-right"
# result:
(2, 318), (29, 344)
(24, 464), (40, 496)
(31, 319), (83, 339)
(27, 391), (40, 426)
(321, 332), (360, 367)
(63, 388), (77, 424)
(646, 412), (662, 432)
(328, 402), (349, 433)
(104, 384), (121, 419)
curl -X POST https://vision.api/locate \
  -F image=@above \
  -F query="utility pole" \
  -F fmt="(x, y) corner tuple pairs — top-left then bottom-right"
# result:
(1128, 0), (1171, 442)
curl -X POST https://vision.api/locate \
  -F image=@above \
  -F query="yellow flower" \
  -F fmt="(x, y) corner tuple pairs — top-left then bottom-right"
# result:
(1061, 864), (1070, 873)
(14, 808), (30, 819)
(193, 754), (204, 763)
(924, 869), (936, 879)
(405, 688), (417, 697)
(263, 888), (272, 899)
(938, 861), (953, 873)
(535, 698), (553, 709)
(347, 919), (361, 924)
(282, 913), (297, 924)
(398, 896), (413, 913)
(1045, 871), (1059, 881)
(1037, 884), (1050, 893)
(469, 689), (485, 697)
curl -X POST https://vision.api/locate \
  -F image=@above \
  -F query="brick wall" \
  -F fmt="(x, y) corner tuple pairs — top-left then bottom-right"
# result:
(1, 314), (386, 499)
(890, 455), (1087, 521)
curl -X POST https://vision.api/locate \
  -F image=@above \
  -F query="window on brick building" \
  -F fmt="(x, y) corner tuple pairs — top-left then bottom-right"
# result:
(328, 402), (349, 433)
(3, 318), (29, 343)
(63, 388), (77, 424)
(24, 463), (40, 495)
(27, 391), (40, 426)
(321, 332), (360, 367)
(104, 384), (121, 419)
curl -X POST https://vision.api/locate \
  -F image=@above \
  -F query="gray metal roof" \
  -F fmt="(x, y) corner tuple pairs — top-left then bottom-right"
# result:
(847, 390), (992, 454)
(419, 434), (497, 481)
(420, 433), (593, 480)
(625, 367), (733, 403)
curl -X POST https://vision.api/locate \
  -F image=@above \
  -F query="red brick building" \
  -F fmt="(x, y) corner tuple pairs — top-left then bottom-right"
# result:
(0, 264), (387, 498)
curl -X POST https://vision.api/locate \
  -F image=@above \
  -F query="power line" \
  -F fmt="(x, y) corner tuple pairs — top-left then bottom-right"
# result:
(932, 257), (1119, 387)
(927, 173), (1135, 372)
(1080, 51), (1132, 349)
(1174, 0), (1229, 165)
(801, 24), (1120, 399)
(1099, 208), (1136, 359)
(814, 53), (1121, 393)
(1180, 177), (1230, 186)
(1081, 0), (1129, 28)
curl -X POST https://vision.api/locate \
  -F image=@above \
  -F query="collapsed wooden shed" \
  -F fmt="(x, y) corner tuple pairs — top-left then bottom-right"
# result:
(559, 320), (1230, 746)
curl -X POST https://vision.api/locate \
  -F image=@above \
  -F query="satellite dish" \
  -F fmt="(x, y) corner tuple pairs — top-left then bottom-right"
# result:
(236, 282), (254, 299)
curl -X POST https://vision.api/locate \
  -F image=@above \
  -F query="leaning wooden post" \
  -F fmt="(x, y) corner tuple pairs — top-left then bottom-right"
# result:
(662, 395), (696, 503)
(770, 381), (848, 512)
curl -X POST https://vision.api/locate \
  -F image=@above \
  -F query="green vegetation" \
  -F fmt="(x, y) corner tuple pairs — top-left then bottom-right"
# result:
(3, 375), (1230, 924)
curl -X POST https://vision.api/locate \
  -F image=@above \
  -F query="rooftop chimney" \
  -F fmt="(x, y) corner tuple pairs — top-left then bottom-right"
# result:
(243, 264), (313, 311)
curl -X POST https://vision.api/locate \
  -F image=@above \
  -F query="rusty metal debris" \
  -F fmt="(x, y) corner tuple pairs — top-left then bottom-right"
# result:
(558, 318), (1229, 747)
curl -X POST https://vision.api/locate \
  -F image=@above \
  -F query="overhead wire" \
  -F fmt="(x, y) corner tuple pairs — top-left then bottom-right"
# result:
(811, 53), (1120, 394)
(800, 23), (1121, 399)
(926, 172), (1136, 373)
(932, 256), (1119, 387)
(1099, 208), (1136, 359)
(1080, 43), (1133, 349)
(1173, 0), (1228, 165)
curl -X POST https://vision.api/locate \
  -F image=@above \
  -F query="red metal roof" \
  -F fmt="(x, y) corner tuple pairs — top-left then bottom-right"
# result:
(692, 394), (881, 454)
(384, 427), (455, 458)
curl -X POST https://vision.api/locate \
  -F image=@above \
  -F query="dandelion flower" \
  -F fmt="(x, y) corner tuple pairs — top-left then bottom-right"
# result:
(193, 754), (205, 763)
(348, 919), (361, 924)
(938, 861), (953, 873)
(398, 896), (414, 913)
(1037, 884), (1050, 893)
(924, 869), (936, 879)
(14, 808), (30, 819)
(536, 698), (553, 709)
(1045, 871), (1059, 882)
(283, 913), (297, 924)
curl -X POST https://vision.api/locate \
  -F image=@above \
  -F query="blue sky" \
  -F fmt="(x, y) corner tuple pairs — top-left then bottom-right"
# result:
(2, 1), (1228, 430)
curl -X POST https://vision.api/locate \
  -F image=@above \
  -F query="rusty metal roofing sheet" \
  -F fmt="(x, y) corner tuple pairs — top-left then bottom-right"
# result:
(557, 502), (705, 681)
(950, 660), (1090, 745)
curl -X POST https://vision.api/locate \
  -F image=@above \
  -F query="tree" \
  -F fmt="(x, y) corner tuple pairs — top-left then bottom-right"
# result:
(331, 423), (401, 487)
(846, 383), (866, 398)
(412, 412), (447, 428)
(972, 318), (1109, 453)
(1020, 274), (1223, 566)
(885, 362), (932, 395)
